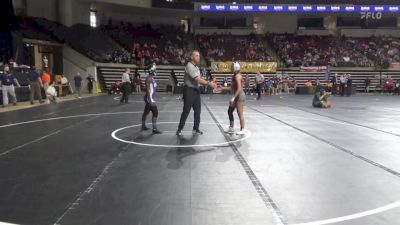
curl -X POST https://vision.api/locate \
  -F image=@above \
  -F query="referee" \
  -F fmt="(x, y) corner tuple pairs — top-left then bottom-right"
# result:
(120, 68), (131, 104)
(176, 50), (216, 136)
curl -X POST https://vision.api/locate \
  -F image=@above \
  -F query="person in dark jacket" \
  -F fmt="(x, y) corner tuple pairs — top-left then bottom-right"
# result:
(346, 74), (352, 96)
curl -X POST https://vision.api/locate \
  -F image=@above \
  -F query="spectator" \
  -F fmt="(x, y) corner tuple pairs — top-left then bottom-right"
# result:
(130, 72), (136, 94)
(60, 75), (72, 95)
(331, 73), (338, 96)
(305, 80), (313, 87)
(383, 76), (393, 93)
(364, 77), (371, 93)
(346, 74), (352, 96)
(314, 77), (321, 86)
(73, 72), (83, 98)
(255, 71), (264, 100)
(266, 79), (273, 96)
(28, 67), (44, 104)
(339, 74), (347, 96)
(1, 64), (20, 107)
(87, 74), (94, 94)
(41, 70), (51, 103)
(325, 80), (333, 94)
(272, 77), (279, 95)
(134, 72), (142, 94)
(289, 77), (298, 92)
(211, 76), (217, 94)
(394, 80), (400, 96)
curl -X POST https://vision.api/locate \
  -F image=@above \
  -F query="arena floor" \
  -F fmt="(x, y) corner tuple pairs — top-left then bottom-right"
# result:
(0, 93), (400, 225)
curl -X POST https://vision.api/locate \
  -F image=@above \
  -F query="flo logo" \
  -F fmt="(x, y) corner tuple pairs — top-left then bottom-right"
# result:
(360, 12), (382, 20)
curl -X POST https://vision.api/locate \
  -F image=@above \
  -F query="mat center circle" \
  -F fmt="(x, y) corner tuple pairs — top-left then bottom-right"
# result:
(111, 122), (251, 148)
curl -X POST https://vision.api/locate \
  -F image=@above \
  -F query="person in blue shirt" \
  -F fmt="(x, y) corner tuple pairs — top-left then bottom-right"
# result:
(1, 64), (21, 107)
(73, 72), (83, 98)
(265, 79), (273, 96)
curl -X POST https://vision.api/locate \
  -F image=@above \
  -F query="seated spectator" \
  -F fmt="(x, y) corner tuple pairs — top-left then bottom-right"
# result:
(305, 80), (313, 87)
(197, 33), (273, 64)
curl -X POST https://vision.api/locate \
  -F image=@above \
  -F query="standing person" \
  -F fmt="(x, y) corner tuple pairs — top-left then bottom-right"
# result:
(87, 74), (94, 94)
(331, 73), (338, 96)
(364, 77), (371, 93)
(385, 76), (394, 94)
(28, 67), (44, 104)
(284, 77), (289, 94)
(1, 64), (20, 107)
(176, 50), (216, 136)
(245, 74), (250, 95)
(290, 76), (298, 93)
(120, 68), (131, 103)
(141, 66), (162, 134)
(130, 72), (136, 95)
(272, 77), (278, 95)
(266, 79), (273, 96)
(73, 72), (83, 98)
(134, 71), (142, 94)
(41, 70), (51, 103)
(339, 74), (347, 96)
(255, 71), (264, 100)
(315, 77), (321, 86)
(394, 80), (400, 96)
(219, 62), (246, 135)
(346, 74), (352, 96)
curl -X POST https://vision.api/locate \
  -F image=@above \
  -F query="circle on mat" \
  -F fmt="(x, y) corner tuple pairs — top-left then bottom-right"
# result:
(111, 122), (251, 148)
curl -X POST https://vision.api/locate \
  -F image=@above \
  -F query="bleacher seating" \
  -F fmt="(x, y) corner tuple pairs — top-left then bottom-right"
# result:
(15, 17), (61, 43)
(197, 34), (274, 64)
(173, 69), (185, 86)
(102, 24), (191, 65)
(345, 37), (400, 68)
(268, 34), (373, 68)
(65, 24), (123, 63)
(280, 71), (400, 93)
(97, 66), (176, 92)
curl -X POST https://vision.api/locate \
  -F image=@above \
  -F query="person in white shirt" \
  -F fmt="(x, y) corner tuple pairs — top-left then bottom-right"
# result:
(255, 71), (264, 100)
(120, 68), (131, 104)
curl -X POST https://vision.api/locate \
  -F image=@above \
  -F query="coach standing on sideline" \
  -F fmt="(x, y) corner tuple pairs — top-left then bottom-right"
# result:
(176, 50), (216, 136)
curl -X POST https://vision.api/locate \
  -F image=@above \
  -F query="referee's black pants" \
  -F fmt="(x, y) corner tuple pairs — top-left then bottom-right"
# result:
(178, 86), (201, 131)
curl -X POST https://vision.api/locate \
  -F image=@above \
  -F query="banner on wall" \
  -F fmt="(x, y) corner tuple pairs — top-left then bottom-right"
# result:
(300, 66), (328, 72)
(211, 61), (277, 73)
